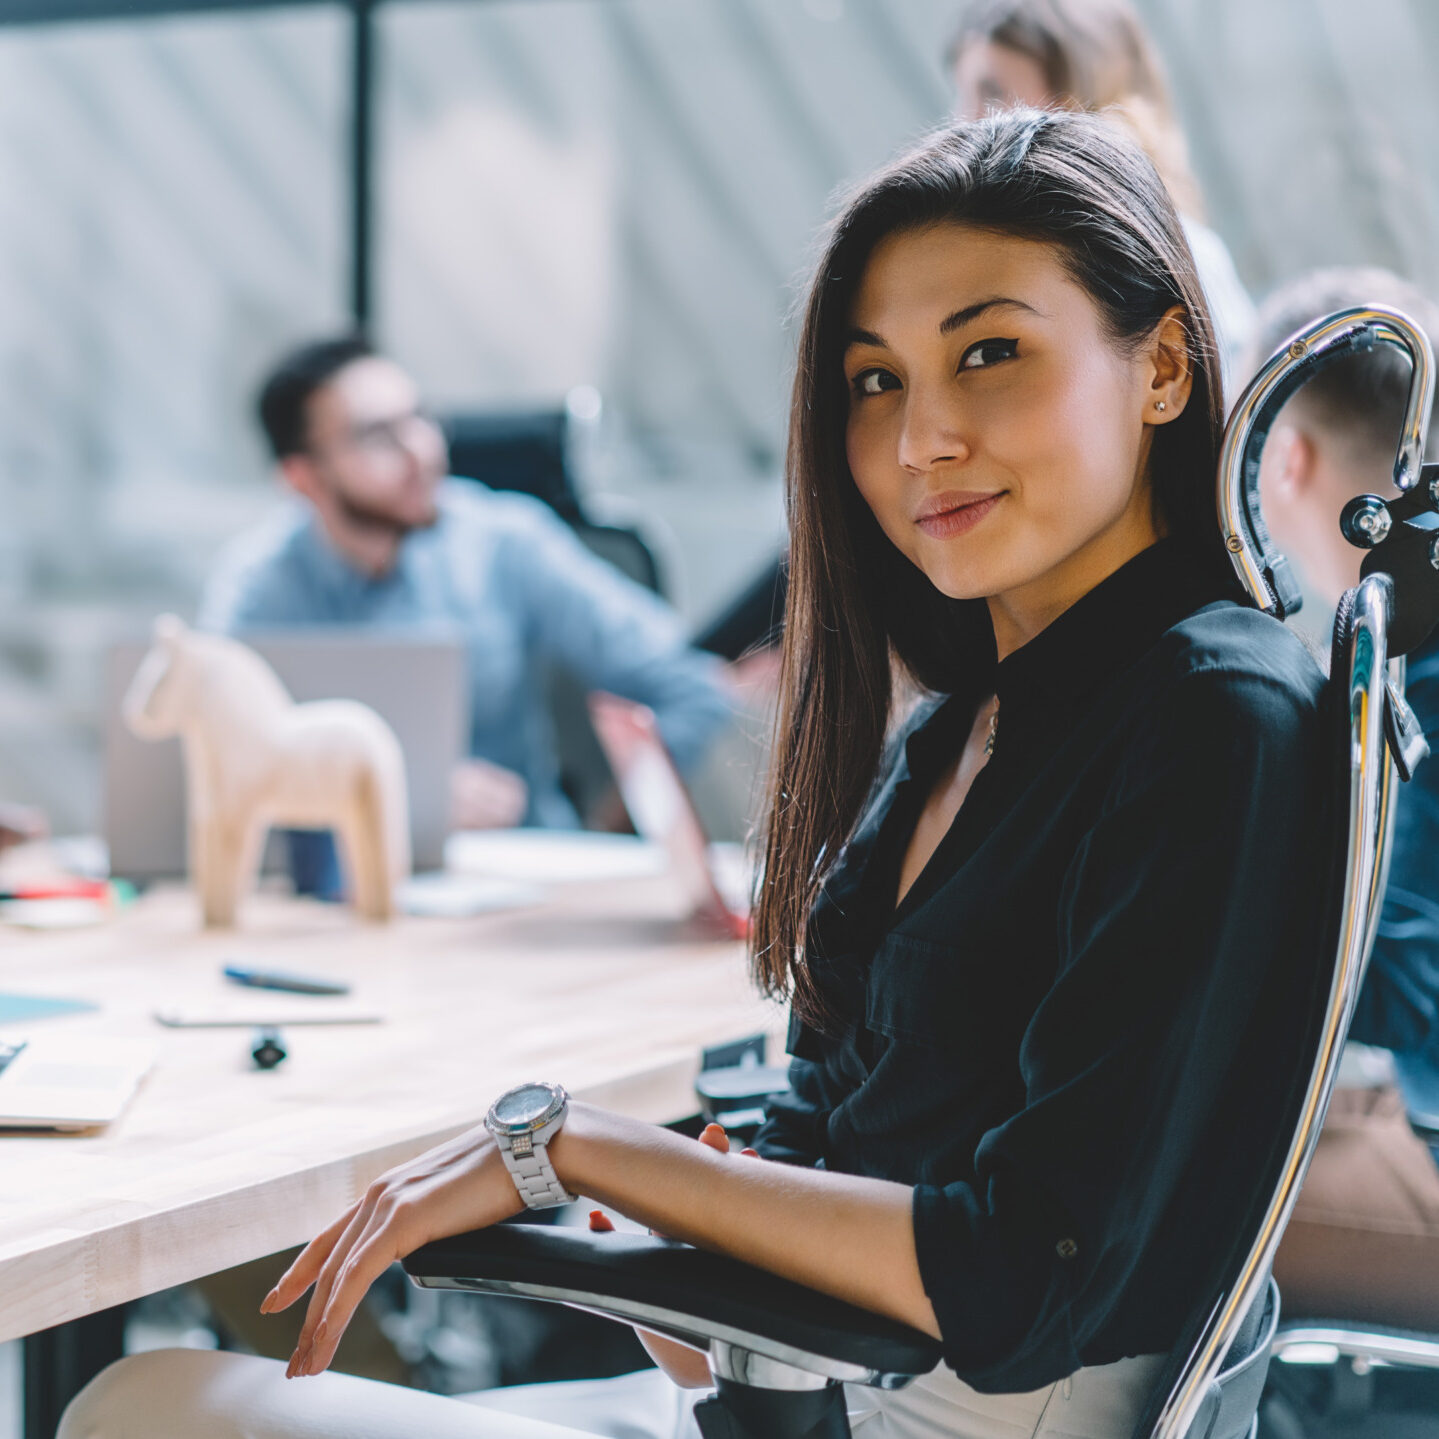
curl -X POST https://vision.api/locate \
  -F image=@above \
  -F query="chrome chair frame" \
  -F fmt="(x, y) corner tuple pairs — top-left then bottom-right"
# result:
(1148, 306), (1436, 1439)
(1272, 1323), (1439, 1372)
(405, 306), (1439, 1439)
(1219, 305), (1434, 621)
(1146, 570), (1397, 1439)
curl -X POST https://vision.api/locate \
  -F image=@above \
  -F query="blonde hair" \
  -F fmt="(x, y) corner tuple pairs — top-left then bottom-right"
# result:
(947, 0), (1204, 216)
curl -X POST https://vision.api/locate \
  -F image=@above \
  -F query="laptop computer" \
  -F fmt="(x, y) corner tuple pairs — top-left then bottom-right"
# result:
(0, 1033), (154, 1131)
(104, 631), (468, 880)
(586, 692), (750, 939)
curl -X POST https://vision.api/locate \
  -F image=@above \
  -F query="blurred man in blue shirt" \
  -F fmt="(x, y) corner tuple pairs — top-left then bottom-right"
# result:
(200, 337), (733, 830)
(1256, 270), (1439, 1328)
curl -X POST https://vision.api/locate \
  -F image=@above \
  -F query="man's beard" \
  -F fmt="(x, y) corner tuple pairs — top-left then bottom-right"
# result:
(332, 486), (439, 540)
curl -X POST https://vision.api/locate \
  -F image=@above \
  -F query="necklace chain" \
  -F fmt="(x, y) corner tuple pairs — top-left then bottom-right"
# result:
(983, 699), (1000, 757)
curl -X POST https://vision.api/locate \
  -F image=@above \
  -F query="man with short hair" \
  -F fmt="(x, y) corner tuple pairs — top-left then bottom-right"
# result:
(1257, 268), (1439, 1328)
(201, 337), (733, 831)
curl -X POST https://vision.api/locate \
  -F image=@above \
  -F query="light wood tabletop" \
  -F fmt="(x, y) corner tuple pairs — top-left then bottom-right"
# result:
(0, 877), (775, 1346)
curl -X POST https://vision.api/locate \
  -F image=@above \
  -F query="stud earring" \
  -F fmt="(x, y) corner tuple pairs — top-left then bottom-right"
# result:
(1154, 400), (1167, 412)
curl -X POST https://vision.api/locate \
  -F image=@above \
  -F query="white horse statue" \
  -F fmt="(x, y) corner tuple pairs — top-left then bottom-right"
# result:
(123, 615), (411, 928)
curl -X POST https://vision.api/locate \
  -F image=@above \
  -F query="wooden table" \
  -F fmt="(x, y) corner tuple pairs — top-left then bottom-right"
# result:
(0, 877), (774, 1430)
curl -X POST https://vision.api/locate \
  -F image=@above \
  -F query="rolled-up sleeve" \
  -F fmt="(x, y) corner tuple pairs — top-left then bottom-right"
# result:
(912, 669), (1322, 1387)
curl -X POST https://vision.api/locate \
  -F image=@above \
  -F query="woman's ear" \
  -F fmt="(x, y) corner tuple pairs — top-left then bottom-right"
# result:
(1144, 305), (1195, 424)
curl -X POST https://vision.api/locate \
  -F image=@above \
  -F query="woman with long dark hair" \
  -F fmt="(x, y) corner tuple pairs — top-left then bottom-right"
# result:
(61, 108), (1324, 1439)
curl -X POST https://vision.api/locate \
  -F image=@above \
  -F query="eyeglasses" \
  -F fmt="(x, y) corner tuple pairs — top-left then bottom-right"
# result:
(311, 408), (442, 462)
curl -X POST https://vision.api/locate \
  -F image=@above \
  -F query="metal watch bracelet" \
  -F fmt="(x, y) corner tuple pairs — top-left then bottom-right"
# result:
(501, 1130), (574, 1208)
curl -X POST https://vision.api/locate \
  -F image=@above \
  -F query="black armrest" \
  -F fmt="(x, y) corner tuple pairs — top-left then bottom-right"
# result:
(403, 1225), (942, 1386)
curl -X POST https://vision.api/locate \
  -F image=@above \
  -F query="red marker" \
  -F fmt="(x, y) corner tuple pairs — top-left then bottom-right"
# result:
(0, 880), (111, 902)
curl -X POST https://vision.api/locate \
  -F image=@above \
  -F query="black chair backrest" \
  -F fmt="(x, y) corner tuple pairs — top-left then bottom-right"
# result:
(442, 405), (671, 824)
(444, 408), (582, 525)
(576, 522), (664, 596)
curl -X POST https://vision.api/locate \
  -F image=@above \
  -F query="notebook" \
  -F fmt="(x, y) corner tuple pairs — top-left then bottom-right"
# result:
(0, 1033), (154, 1131)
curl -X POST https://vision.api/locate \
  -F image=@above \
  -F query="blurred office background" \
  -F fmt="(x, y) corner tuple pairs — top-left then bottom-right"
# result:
(0, 0), (1434, 831)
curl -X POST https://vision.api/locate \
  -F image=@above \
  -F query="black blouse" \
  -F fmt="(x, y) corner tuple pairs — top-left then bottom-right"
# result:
(753, 540), (1327, 1392)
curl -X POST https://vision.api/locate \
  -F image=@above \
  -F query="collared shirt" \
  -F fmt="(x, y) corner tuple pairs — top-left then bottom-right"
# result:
(198, 482), (733, 828)
(754, 540), (1328, 1391)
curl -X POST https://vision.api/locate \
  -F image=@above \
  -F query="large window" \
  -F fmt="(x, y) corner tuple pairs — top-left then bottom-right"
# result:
(377, 0), (952, 617)
(0, 0), (1435, 829)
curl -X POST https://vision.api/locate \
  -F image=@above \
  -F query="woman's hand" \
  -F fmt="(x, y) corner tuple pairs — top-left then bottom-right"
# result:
(261, 1121), (524, 1378)
(265, 1097), (937, 1380)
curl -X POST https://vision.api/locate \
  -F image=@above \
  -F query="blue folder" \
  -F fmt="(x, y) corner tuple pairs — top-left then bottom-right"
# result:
(0, 993), (98, 1026)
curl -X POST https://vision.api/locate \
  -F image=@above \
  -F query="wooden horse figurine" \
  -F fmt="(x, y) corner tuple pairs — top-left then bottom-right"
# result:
(123, 616), (411, 928)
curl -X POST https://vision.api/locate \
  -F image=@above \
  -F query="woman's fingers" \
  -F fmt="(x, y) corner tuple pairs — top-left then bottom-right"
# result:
(277, 1129), (525, 1378)
(263, 1201), (360, 1314)
(298, 1231), (402, 1375)
(268, 1152), (420, 1319)
(289, 1240), (355, 1374)
(286, 1189), (386, 1374)
(700, 1125), (759, 1158)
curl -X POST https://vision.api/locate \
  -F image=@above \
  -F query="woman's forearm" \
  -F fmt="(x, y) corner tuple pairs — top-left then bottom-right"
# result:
(549, 1102), (940, 1339)
(272, 1100), (939, 1380)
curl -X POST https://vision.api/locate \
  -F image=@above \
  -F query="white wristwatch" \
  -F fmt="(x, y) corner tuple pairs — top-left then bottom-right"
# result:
(486, 1081), (576, 1209)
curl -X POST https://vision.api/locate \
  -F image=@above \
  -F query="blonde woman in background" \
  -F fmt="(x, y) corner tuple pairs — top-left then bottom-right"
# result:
(947, 0), (1257, 394)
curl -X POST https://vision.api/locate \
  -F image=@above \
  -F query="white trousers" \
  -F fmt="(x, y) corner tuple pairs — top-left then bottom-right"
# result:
(58, 1347), (1167, 1439)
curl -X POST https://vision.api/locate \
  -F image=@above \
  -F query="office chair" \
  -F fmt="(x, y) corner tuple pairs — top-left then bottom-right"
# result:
(404, 306), (1439, 1439)
(1211, 306), (1439, 1438)
(443, 400), (674, 822)
(442, 404), (667, 597)
(444, 408), (582, 526)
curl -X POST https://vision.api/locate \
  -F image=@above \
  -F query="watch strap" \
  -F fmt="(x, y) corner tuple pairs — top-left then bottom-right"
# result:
(500, 1133), (575, 1208)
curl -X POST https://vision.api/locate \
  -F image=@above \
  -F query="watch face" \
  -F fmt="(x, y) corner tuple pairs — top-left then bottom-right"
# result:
(492, 1082), (561, 1130)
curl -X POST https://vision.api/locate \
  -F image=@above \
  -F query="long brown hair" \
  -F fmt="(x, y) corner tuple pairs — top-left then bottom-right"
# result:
(752, 108), (1229, 1025)
(946, 0), (1204, 217)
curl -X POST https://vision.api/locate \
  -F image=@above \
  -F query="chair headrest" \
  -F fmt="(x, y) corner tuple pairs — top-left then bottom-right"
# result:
(1219, 305), (1435, 644)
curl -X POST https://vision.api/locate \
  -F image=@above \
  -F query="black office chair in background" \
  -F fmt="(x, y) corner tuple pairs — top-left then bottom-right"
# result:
(445, 408), (580, 523)
(443, 403), (667, 596)
(444, 400), (668, 824)
(404, 307), (1439, 1439)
